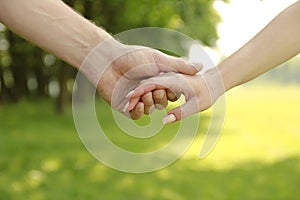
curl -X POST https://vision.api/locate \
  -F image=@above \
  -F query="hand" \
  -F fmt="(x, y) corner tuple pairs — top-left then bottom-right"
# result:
(81, 38), (202, 119)
(127, 68), (225, 123)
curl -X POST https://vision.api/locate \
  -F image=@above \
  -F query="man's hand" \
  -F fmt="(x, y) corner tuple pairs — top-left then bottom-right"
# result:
(81, 38), (202, 119)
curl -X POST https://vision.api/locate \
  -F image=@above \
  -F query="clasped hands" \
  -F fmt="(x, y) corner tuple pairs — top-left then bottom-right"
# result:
(82, 38), (224, 124)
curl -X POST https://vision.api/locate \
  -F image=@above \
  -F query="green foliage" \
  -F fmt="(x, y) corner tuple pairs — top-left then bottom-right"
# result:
(1, 84), (300, 199)
(86, 0), (222, 46)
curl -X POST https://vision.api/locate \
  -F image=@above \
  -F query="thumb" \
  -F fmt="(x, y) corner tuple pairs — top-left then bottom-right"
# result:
(154, 51), (203, 75)
(162, 97), (199, 124)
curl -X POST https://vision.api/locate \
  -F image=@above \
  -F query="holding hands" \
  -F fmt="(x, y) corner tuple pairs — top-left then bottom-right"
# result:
(126, 68), (225, 124)
(89, 41), (203, 119)
(1, 0), (299, 124)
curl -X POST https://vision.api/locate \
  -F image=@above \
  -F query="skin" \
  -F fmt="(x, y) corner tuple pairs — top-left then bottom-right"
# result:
(128, 1), (300, 123)
(0, 0), (201, 119)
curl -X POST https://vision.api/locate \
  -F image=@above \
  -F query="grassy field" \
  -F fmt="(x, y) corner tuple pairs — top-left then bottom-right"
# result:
(1, 84), (300, 200)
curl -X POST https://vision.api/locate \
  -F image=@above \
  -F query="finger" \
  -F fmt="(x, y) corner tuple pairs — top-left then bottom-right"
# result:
(127, 83), (166, 111)
(130, 102), (144, 120)
(142, 92), (154, 115)
(155, 51), (203, 75)
(127, 96), (140, 112)
(153, 89), (168, 109)
(127, 73), (186, 110)
(129, 74), (181, 99)
(162, 97), (199, 124)
(129, 83), (165, 99)
(166, 89), (178, 102)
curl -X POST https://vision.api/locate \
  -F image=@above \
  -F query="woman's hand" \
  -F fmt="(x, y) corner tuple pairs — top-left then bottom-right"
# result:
(127, 68), (224, 123)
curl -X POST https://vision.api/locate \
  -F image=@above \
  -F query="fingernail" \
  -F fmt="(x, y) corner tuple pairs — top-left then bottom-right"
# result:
(162, 114), (176, 124)
(191, 62), (203, 71)
(122, 102), (129, 113)
(126, 90), (135, 98)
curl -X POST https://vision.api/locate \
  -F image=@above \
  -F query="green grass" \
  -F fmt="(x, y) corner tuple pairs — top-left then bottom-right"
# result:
(1, 84), (300, 200)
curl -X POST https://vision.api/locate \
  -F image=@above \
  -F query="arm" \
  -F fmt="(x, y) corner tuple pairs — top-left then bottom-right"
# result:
(0, 0), (201, 119)
(0, 0), (110, 68)
(128, 1), (300, 123)
(219, 1), (300, 91)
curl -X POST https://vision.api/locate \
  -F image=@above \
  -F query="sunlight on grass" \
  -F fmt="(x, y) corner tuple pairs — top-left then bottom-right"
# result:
(0, 84), (300, 199)
(184, 84), (300, 170)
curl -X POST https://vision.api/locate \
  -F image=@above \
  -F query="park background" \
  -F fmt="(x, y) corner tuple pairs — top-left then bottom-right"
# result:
(1, 0), (300, 199)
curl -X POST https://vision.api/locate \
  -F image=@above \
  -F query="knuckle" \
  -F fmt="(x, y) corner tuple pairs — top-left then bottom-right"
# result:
(142, 93), (154, 104)
(153, 90), (165, 100)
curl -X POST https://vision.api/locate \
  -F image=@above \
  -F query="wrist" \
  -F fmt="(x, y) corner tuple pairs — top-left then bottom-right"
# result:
(202, 67), (225, 103)
(79, 36), (125, 87)
(216, 61), (238, 92)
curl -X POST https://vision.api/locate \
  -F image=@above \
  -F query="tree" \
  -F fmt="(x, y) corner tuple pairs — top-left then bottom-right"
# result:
(91, 0), (222, 46)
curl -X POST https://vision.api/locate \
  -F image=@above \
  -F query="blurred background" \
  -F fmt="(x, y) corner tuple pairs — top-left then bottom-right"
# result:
(1, 0), (300, 199)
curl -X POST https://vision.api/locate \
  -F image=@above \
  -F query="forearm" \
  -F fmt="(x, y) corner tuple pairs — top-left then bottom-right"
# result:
(218, 1), (300, 91)
(0, 0), (115, 68)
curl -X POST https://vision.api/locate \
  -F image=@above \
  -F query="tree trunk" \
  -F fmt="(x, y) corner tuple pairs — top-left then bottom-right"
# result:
(33, 48), (49, 97)
(56, 62), (70, 114)
(7, 31), (29, 100)
(0, 67), (9, 102)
